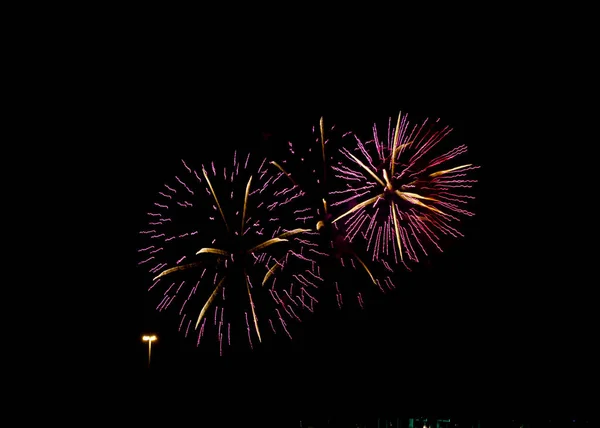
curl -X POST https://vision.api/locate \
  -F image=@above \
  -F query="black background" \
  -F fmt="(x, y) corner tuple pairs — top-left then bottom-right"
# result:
(91, 31), (594, 424)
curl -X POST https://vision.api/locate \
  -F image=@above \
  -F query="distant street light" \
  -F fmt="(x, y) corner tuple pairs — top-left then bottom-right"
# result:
(142, 335), (157, 368)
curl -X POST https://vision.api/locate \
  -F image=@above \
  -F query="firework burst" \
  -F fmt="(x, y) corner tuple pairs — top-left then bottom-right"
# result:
(330, 112), (479, 270)
(137, 152), (311, 354)
(267, 118), (395, 310)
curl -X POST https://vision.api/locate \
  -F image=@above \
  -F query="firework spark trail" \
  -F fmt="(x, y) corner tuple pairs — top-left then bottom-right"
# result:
(137, 154), (312, 355)
(331, 112), (479, 268)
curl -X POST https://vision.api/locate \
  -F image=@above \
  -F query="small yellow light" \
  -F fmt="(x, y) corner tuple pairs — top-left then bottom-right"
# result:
(142, 334), (157, 367)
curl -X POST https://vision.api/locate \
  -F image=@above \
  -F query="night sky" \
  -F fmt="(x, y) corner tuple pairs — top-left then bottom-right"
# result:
(110, 47), (593, 423)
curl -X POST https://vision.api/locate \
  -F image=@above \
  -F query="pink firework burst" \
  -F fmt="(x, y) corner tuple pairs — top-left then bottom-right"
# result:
(329, 112), (479, 270)
(267, 118), (396, 309)
(137, 152), (312, 355)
